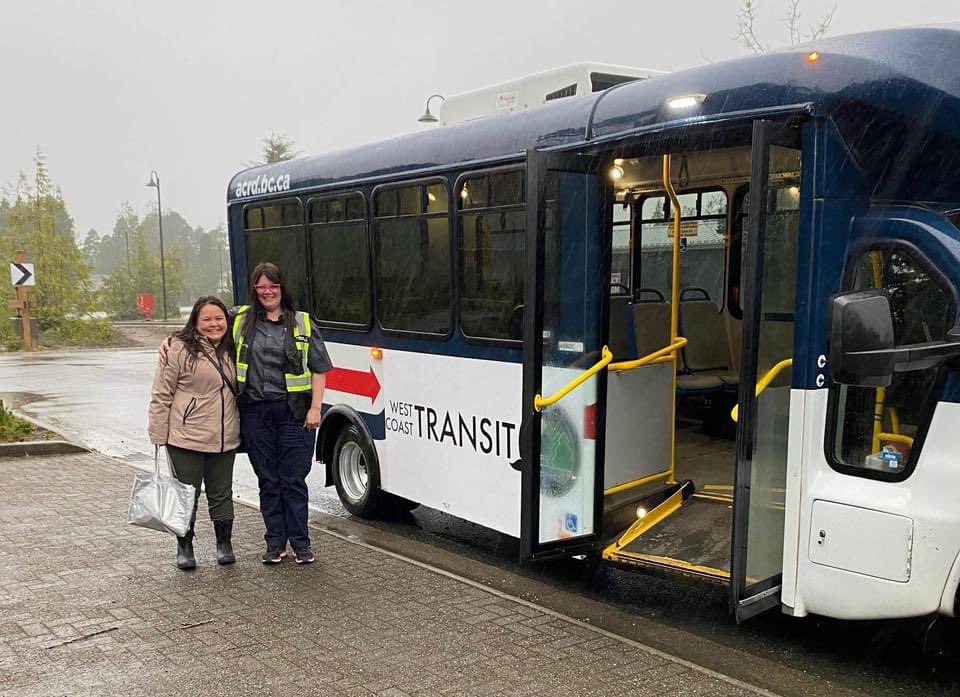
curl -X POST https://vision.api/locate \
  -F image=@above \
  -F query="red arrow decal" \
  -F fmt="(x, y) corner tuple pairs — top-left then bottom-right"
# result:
(326, 366), (381, 403)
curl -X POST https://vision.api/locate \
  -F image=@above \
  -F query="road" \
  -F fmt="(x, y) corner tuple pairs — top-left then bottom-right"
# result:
(1, 348), (958, 697)
(0, 348), (347, 515)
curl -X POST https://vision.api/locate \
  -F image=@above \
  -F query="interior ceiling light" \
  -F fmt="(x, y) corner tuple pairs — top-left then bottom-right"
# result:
(666, 93), (707, 110)
(609, 164), (624, 181)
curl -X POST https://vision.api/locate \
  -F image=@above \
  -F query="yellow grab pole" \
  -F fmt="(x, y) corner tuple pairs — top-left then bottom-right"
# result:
(663, 155), (682, 485)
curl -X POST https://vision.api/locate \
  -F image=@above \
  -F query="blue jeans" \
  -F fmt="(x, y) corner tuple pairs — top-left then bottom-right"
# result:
(240, 399), (315, 550)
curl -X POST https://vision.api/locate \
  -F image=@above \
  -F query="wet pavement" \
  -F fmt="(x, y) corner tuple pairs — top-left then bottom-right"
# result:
(0, 451), (775, 697)
(1, 349), (958, 696)
(0, 349), (347, 516)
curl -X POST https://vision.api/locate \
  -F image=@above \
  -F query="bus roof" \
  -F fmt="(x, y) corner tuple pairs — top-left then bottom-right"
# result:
(228, 24), (960, 204)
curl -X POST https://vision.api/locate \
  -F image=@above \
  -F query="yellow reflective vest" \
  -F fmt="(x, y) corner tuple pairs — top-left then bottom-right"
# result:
(232, 306), (312, 393)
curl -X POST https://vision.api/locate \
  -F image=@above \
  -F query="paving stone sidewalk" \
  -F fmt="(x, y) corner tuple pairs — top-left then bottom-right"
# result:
(0, 453), (774, 697)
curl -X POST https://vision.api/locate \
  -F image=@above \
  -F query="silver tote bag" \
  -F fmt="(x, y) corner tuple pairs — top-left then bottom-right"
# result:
(127, 446), (196, 537)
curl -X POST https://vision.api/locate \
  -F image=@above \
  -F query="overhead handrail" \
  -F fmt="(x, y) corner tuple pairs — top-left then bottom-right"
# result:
(534, 346), (613, 412)
(609, 337), (688, 373)
(730, 358), (793, 422)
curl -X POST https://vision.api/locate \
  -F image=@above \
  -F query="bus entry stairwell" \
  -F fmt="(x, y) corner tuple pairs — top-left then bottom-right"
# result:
(602, 480), (733, 584)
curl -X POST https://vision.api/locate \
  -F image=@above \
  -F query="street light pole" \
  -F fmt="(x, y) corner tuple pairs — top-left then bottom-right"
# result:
(217, 243), (224, 293)
(146, 170), (167, 320)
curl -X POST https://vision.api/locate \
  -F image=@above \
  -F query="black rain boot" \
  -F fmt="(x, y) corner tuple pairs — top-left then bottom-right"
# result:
(176, 530), (196, 570)
(213, 519), (235, 565)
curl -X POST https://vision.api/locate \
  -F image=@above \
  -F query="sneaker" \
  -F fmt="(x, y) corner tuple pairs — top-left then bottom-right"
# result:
(294, 547), (315, 565)
(261, 545), (285, 564)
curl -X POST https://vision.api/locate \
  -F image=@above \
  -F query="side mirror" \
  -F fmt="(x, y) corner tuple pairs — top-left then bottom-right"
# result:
(828, 289), (895, 387)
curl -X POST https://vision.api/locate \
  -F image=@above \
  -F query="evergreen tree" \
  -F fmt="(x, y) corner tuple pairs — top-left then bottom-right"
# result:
(0, 148), (96, 328)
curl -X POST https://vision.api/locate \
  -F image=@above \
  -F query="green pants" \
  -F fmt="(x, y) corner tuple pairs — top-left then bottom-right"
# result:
(167, 445), (236, 526)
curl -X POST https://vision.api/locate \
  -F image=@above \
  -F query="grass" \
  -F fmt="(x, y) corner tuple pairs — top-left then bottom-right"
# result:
(0, 400), (56, 443)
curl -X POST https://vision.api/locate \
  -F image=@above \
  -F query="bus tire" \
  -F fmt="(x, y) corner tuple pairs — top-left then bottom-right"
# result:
(332, 426), (383, 518)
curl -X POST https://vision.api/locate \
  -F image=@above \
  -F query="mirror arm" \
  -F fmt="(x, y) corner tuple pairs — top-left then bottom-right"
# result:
(845, 339), (960, 373)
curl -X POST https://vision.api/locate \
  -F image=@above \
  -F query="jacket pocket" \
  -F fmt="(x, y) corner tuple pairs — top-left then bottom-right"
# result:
(182, 397), (199, 424)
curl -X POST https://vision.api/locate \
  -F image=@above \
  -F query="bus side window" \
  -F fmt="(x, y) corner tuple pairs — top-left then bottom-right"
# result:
(374, 181), (451, 335)
(828, 246), (955, 479)
(308, 194), (371, 328)
(243, 198), (309, 311)
(458, 170), (525, 342)
(636, 189), (727, 305)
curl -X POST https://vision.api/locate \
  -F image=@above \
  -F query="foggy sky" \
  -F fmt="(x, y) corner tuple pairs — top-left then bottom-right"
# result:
(2, 0), (957, 240)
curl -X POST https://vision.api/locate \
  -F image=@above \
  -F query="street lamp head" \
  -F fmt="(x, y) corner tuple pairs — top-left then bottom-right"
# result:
(418, 94), (445, 124)
(145, 170), (160, 188)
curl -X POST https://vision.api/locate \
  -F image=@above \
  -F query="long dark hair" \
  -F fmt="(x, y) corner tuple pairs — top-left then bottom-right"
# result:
(175, 296), (234, 365)
(240, 261), (297, 339)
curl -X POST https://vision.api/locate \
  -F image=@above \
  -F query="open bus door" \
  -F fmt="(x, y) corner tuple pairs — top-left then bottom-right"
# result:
(519, 149), (613, 562)
(731, 119), (803, 621)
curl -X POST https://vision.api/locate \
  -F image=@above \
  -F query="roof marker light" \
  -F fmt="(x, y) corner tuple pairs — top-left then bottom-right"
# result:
(666, 93), (706, 110)
(806, 51), (820, 64)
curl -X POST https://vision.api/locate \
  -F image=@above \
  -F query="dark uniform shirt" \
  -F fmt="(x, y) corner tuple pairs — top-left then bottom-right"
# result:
(235, 309), (333, 406)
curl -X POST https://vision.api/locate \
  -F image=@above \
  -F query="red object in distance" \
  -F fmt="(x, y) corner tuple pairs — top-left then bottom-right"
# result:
(136, 292), (154, 320)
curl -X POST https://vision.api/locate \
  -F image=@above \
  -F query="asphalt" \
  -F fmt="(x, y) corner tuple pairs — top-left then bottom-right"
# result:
(0, 451), (778, 697)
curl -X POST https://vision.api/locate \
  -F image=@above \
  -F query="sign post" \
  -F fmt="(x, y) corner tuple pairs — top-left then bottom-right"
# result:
(9, 251), (35, 349)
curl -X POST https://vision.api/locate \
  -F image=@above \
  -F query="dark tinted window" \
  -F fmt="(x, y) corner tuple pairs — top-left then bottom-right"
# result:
(374, 181), (451, 334)
(458, 171), (525, 341)
(243, 198), (308, 310)
(308, 194), (370, 327)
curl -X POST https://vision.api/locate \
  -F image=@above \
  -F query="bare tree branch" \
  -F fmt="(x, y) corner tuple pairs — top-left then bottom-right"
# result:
(736, 0), (768, 54)
(803, 1), (837, 42)
(786, 0), (802, 45)
(737, 0), (837, 52)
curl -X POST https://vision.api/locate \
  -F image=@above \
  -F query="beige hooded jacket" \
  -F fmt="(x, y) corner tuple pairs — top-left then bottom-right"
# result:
(148, 337), (241, 453)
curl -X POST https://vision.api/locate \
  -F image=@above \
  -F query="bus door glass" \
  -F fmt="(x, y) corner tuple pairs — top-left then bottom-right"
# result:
(520, 150), (612, 561)
(731, 120), (802, 621)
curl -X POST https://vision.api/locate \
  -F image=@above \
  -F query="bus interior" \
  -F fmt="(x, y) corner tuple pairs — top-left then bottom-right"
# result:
(597, 143), (801, 584)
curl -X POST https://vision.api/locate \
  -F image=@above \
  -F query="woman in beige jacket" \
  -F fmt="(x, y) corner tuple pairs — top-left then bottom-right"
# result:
(148, 296), (240, 570)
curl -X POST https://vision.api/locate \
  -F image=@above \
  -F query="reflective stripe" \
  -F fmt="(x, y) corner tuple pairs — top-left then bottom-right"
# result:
(284, 311), (312, 392)
(233, 306), (250, 383)
(232, 305), (312, 392)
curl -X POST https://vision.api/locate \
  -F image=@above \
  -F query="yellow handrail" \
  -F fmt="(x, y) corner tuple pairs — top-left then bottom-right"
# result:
(730, 358), (793, 422)
(609, 337), (688, 372)
(534, 346), (613, 412)
(878, 432), (914, 447)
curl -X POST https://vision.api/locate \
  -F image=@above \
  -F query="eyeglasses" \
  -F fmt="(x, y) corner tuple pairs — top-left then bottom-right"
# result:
(254, 284), (281, 294)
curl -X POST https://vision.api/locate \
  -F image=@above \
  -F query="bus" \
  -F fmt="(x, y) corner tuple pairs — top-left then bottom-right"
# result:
(227, 25), (960, 623)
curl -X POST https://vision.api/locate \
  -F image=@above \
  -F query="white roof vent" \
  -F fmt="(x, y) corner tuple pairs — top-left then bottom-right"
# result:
(436, 62), (666, 127)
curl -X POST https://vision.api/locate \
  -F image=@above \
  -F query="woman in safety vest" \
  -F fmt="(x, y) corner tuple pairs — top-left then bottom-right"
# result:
(148, 296), (240, 570)
(232, 261), (332, 564)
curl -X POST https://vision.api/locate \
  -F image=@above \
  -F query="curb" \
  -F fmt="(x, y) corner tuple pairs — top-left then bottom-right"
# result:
(0, 440), (89, 458)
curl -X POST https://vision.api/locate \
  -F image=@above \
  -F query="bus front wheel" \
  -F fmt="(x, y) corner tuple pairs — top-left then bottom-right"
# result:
(332, 426), (383, 518)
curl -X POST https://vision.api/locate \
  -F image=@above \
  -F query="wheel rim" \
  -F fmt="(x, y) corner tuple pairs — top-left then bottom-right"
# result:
(338, 441), (368, 503)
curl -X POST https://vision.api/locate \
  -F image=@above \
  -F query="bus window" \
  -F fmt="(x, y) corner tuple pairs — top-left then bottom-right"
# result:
(728, 184), (798, 319)
(243, 198), (308, 310)
(374, 181), (452, 335)
(637, 189), (727, 304)
(308, 194), (371, 328)
(458, 170), (525, 342)
(829, 247), (955, 479)
(610, 203), (630, 295)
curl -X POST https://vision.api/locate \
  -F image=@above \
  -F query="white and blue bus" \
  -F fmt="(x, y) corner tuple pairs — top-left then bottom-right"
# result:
(227, 26), (960, 623)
